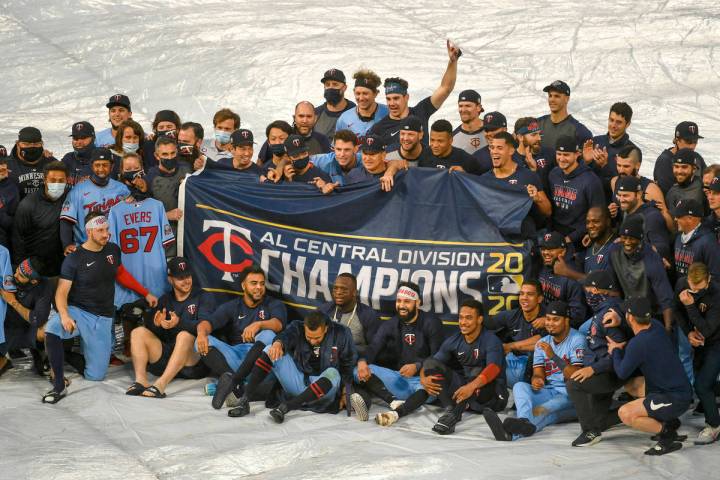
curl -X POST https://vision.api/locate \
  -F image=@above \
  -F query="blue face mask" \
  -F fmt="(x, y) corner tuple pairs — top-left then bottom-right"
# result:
(215, 130), (232, 145)
(160, 156), (178, 171)
(269, 144), (286, 156)
(123, 142), (139, 153)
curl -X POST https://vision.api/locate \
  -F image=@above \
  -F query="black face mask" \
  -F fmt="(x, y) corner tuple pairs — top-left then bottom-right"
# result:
(160, 156), (178, 171)
(292, 155), (310, 171)
(130, 185), (150, 201)
(74, 143), (94, 160)
(21, 146), (44, 163)
(122, 170), (143, 183)
(177, 142), (196, 158)
(324, 88), (343, 105)
(157, 129), (177, 140)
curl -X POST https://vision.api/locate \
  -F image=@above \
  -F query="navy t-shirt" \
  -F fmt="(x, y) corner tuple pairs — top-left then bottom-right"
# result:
(149, 290), (215, 345)
(61, 243), (122, 317)
(208, 296), (287, 345)
(433, 329), (506, 385)
(369, 97), (438, 148)
(216, 158), (261, 175)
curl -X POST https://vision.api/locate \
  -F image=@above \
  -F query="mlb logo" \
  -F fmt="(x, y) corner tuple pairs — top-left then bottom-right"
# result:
(404, 333), (416, 346)
(487, 274), (523, 294)
(106, 255), (115, 265)
(187, 304), (197, 315)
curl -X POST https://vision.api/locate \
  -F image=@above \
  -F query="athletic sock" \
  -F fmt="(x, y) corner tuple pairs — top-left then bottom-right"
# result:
(244, 352), (274, 398)
(364, 374), (396, 404)
(396, 389), (429, 418)
(231, 341), (265, 385)
(202, 347), (232, 377)
(286, 377), (333, 410)
(45, 333), (66, 392)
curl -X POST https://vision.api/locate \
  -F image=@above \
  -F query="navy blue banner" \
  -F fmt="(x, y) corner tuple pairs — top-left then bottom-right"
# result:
(179, 168), (533, 322)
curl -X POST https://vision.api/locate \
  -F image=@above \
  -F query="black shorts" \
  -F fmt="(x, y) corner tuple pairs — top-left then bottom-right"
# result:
(643, 392), (691, 422)
(147, 341), (208, 379)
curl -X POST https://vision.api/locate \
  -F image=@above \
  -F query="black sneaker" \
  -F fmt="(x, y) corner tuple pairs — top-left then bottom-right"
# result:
(483, 408), (511, 441)
(212, 372), (236, 410)
(269, 403), (289, 424)
(645, 438), (683, 456)
(227, 396), (250, 417)
(432, 407), (461, 435)
(572, 431), (602, 447)
(503, 417), (537, 437)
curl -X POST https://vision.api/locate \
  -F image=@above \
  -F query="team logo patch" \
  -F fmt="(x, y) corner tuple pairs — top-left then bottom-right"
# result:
(596, 254), (604, 264)
(699, 303), (708, 313)
(106, 254), (115, 265)
(366, 137), (375, 145)
(404, 333), (416, 346)
(508, 179), (518, 185)
(164, 224), (173, 236)
(3, 275), (15, 288)
(292, 138), (301, 147)
(575, 348), (585, 360)
(241, 131), (250, 139)
(470, 137), (481, 148)
(485, 114), (494, 124)
(187, 304), (197, 315)
(537, 158), (547, 169)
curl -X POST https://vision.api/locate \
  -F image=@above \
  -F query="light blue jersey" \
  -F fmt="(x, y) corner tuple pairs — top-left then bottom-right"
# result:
(310, 152), (362, 185)
(61, 179), (129, 244)
(108, 198), (174, 307)
(94, 128), (115, 148)
(533, 329), (585, 390)
(0, 245), (17, 345)
(336, 104), (389, 142)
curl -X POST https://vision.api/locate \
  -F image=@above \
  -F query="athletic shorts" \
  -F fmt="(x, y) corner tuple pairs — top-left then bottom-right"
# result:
(644, 392), (691, 422)
(147, 341), (207, 379)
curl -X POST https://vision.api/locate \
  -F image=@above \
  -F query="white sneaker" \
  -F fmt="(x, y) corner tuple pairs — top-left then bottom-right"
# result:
(375, 410), (399, 427)
(695, 424), (720, 445)
(350, 393), (369, 421)
(389, 400), (405, 411)
(225, 392), (241, 408)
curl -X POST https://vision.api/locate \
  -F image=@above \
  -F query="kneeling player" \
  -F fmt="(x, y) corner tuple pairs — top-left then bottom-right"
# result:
(608, 297), (693, 455)
(484, 301), (585, 440)
(376, 299), (507, 435)
(126, 257), (213, 398)
(226, 311), (356, 423)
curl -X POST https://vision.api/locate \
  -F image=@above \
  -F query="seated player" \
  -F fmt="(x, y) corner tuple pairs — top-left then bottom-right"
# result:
(608, 297), (693, 455)
(226, 310), (357, 423)
(351, 282), (443, 420)
(126, 257), (214, 398)
(375, 298), (507, 435)
(485, 279), (547, 387)
(538, 232), (587, 326)
(484, 300), (585, 441)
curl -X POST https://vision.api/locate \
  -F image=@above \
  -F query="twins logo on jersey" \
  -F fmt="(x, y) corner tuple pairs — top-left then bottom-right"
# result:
(187, 304), (197, 315)
(508, 179), (518, 185)
(472, 348), (480, 360)
(470, 137), (482, 148)
(331, 346), (338, 363)
(404, 333), (416, 346)
(164, 224), (173, 237)
(106, 254), (115, 265)
(699, 303), (708, 313)
(3, 275), (14, 289)
(257, 309), (266, 320)
(537, 158), (547, 169)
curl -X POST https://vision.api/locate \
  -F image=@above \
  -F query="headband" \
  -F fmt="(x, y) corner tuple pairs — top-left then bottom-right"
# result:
(19, 258), (41, 280)
(86, 215), (108, 229)
(396, 286), (419, 301)
(385, 83), (407, 95)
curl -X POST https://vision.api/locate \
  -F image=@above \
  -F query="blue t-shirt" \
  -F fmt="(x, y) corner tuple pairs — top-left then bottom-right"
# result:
(60, 179), (129, 244)
(533, 329), (586, 390)
(94, 128), (115, 148)
(108, 198), (174, 308)
(0, 244), (17, 344)
(336, 103), (390, 143)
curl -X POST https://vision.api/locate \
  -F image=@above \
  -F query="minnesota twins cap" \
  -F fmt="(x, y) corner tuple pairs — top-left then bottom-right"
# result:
(284, 134), (309, 157)
(619, 215), (644, 239)
(482, 112), (507, 131)
(70, 121), (95, 138)
(321, 68), (346, 84)
(399, 115), (423, 132)
(538, 231), (565, 249)
(18, 127), (42, 143)
(675, 121), (703, 141)
(672, 148), (698, 166)
(361, 134), (385, 153)
(543, 80), (571, 96)
(168, 256), (193, 277)
(458, 89), (481, 104)
(546, 300), (569, 317)
(106, 93), (131, 110)
(231, 129), (254, 146)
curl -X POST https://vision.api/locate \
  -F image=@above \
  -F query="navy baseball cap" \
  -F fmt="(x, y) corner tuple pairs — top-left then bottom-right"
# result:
(18, 127), (42, 143)
(482, 112), (507, 131)
(616, 175), (641, 193)
(70, 121), (95, 138)
(106, 93), (131, 110)
(399, 115), (423, 132)
(673, 198), (703, 218)
(458, 89), (481, 104)
(167, 257), (193, 278)
(90, 148), (113, 163)
(538, 231), (565, 249)
(675, 121), (703, 141)
(543, 80), (571, 96)
(546, 300), (569, 317)
(708, 176), (720, 193)
(231, 129), (254, 146)
(583, 270), (617, 291)
(284, 135), (309, 157)
(361, 134), (385, 153)
(673, 148), (698, 166)
(619, 215), (644, 239)
(321, 68), (346, 84)
(18, 258), (42, 281)
(622, 297), (651, 320)
(555, 135), (578, 152)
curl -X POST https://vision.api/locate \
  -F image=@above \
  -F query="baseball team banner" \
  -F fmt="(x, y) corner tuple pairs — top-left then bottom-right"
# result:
(178, 167), (533, 322)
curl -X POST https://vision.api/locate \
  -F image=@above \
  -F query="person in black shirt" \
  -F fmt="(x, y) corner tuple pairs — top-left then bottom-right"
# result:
(513, 117), (557, 192)
(41, 211), (158, 403)
(216, 129), (260, 175)
(314, 68), (355, 138)
(0, 157), (19, 250)
(419, 120), (480, 174)
(471, 111), (508, 173)
(369, 40), (460, 148)
(384, 115), (432, 167)
(278, 135), (331, 184)
(292, 101), (332, 155)
(126, 257), (214, 398)
(7, 126), (56, 200)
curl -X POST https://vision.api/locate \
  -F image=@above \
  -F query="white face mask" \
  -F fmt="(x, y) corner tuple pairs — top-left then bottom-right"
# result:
(46, 182), (66, 200)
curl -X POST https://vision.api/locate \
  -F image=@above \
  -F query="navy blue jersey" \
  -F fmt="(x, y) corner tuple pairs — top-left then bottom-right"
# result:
(434, 328), (506, 383)
(584, 298), (627, 374)
(61, 243), (122, 317)
(548, 162), (605, 244)
(537, 114), (593, 151)
(418, 147), (476, 173)
(589, 133), (637, 181)
(345, 165), (383, 185)
(673, 277), (720, 345)
(290, 165), (331, 184)
(582, 238), (619, 273)
(207, 296), (287, 345)
(653, 148), (706, 195)
(61, 149), (119, 186)
(149, 290), (215, 345)
(364, 310), (443, 371)
(539, 266), (588, 327)
(619, 203), (671, 261)
(485, 306), (547, 343)
(470, 146), (493, 176)
(369, 97), (438, 148)
(612, 320), (692, 398)
(512, 147), (557, 193)
(674, 226), (720, 277)
(216, 158), (261, 175)
(276, 319), (357, 382)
